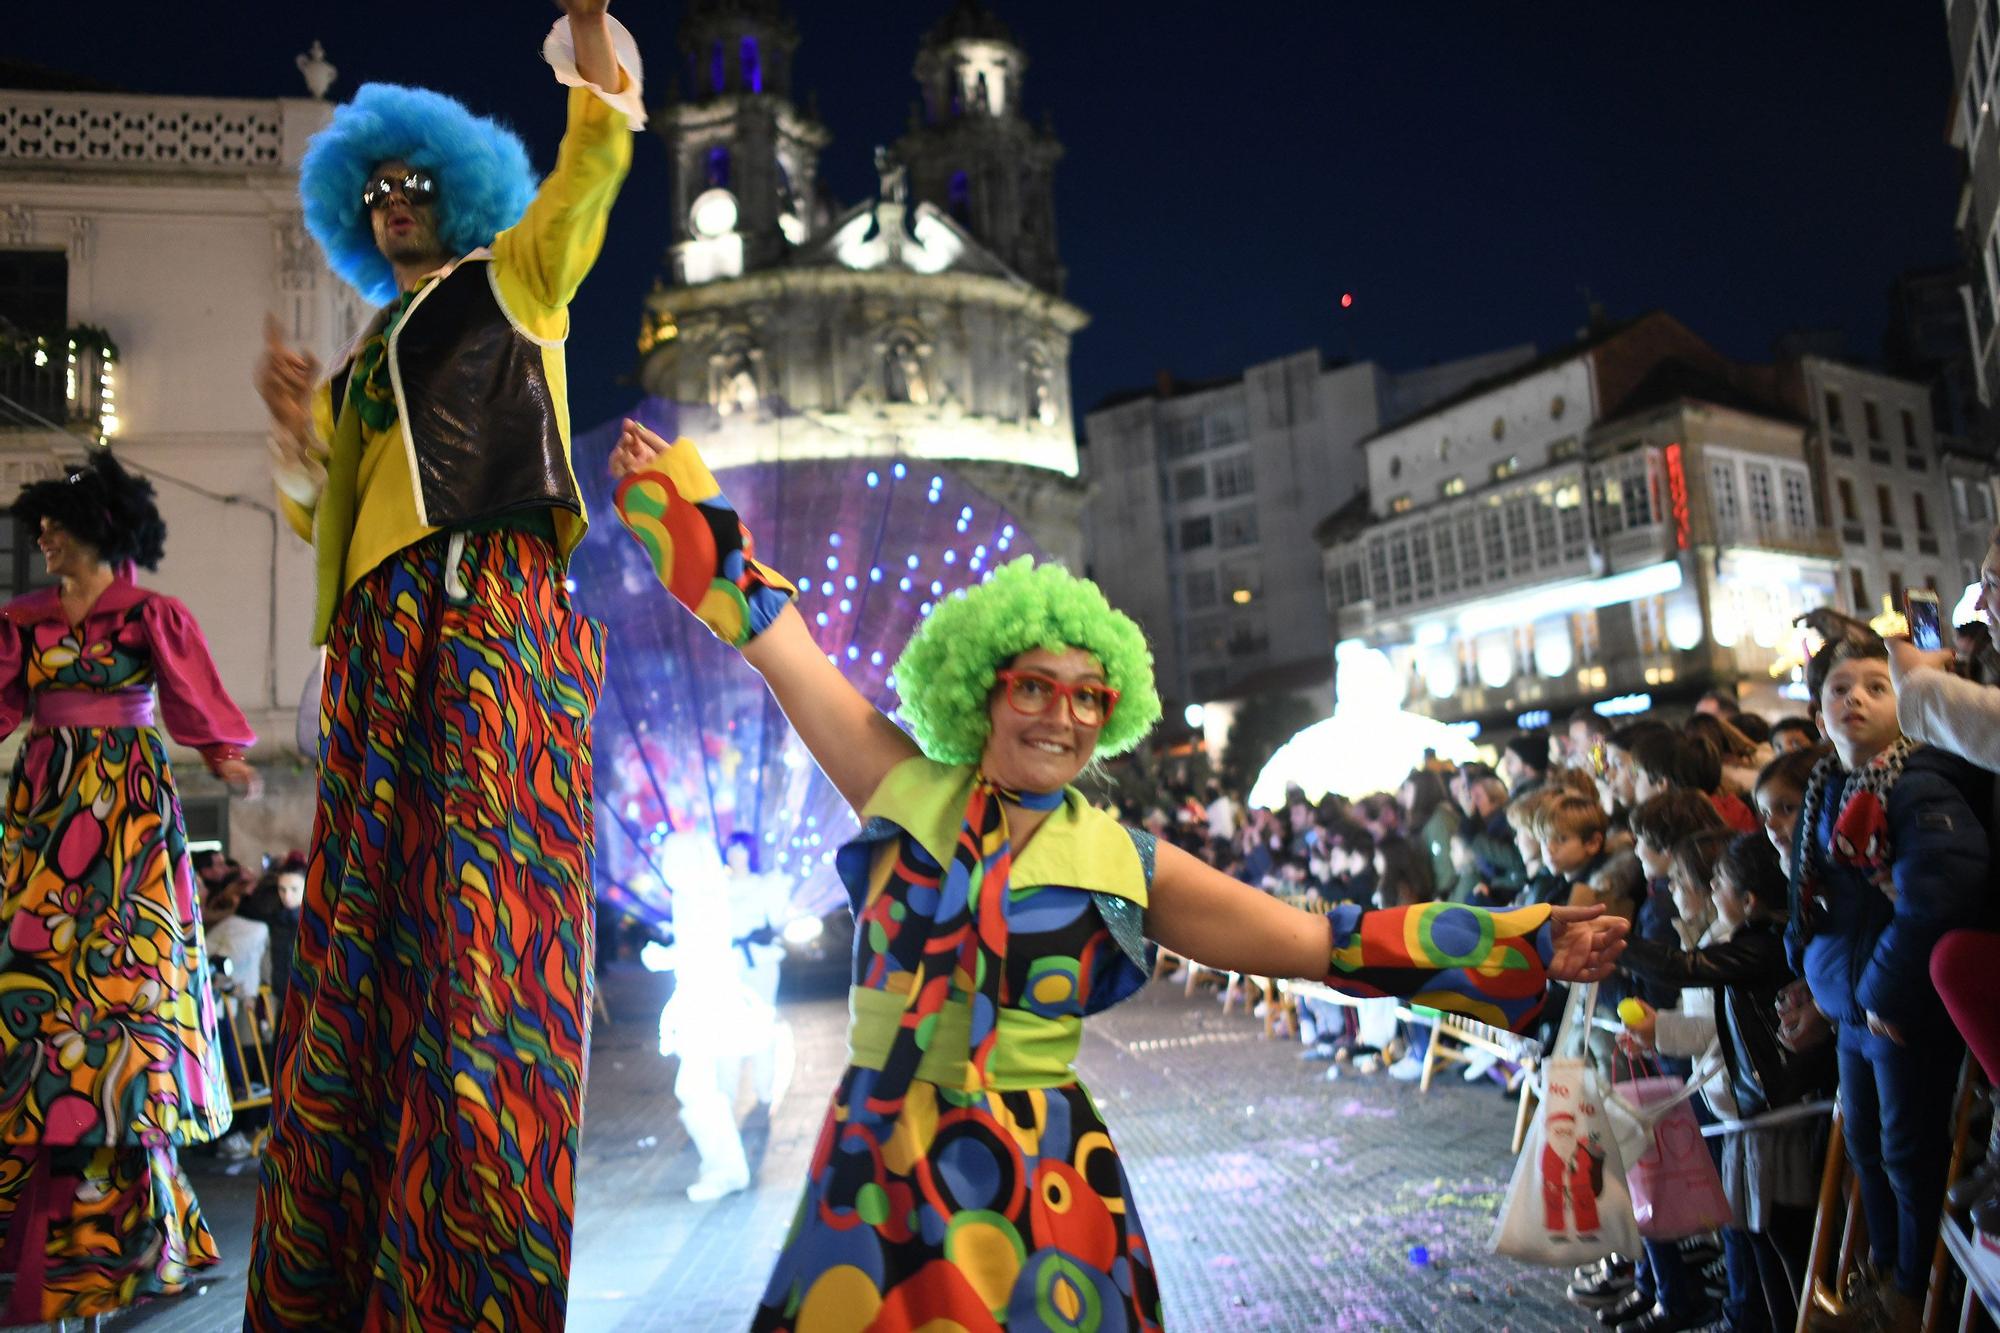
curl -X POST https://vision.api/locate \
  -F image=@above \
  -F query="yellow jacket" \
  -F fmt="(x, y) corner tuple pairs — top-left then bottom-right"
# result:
(281, 82), (633, 642)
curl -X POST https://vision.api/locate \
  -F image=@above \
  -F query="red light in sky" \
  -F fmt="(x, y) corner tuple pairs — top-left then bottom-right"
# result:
(1339, 293), (1354, 309)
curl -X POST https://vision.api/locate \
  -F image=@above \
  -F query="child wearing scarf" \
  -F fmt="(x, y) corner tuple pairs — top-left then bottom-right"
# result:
(1785, 632), (1991, 1327)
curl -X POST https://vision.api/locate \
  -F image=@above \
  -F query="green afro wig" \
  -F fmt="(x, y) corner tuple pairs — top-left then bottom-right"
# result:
(892, 557), (1162, 765)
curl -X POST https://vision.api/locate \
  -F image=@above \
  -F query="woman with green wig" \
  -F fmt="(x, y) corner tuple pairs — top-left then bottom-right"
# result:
(608, 421), (1629, 1332)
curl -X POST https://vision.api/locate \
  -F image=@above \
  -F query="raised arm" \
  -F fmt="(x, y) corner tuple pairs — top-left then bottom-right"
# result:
(740, 605), (920, 812)
(1146, 840), (1627, 1032)
(610, 420), (918, 814)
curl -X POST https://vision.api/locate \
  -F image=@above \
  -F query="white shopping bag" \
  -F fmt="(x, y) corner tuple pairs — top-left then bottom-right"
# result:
(1491, 984), (1642, 1265)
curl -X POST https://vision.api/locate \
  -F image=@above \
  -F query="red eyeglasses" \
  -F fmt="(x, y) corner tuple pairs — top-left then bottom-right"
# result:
(993, 669), (1120, 726)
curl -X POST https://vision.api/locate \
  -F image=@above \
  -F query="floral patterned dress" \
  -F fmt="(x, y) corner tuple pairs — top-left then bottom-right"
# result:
(0, 568), (252, 1321)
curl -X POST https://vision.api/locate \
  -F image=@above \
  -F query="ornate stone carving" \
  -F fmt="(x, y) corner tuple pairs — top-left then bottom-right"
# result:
(296, 41), (338, 100)
(66, 215), (92, 265)
(274, 213), (317, 292)
(881, 329), (932, 406)
(0, 93), (285, 171)
(1, 203), (32, 246)
(708, 334), (766, 418)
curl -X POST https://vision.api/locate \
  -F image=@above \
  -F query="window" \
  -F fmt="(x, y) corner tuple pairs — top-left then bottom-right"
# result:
(1185, 568), (1218, 610)
(1850, 567), (1868, 611)
(1212, 454), (1255, 498)
(1491, 456), (1519, 482)
(1160, 418), (1204, 461)
(1549, 437), (1579, 461)
(1529, 493), (1557, 558)
(0, 250), (68, 340)
(0, 514), (58, 599)
(1709, 460), (1740, 525)
(1216, 505), (1259, 548)
(1888, 570), (1905, 610)
(1173, 464), (1207, 501)
(1411, 530), (1434, 590)
(1901, 409), (1917, 450)
(1433, 519), (1459, 586)
(1481, 507), (1505, 566)
(1824, 390), (1845, 433)
(1837, 477), (1858, 523)
(1178, 516), (1212, 550)
(1876, 484), (1897, 528)
(1503, 497), (1531, 562)
(1863, 399), (1881, 441)
(1367, 539), (1389, 601)
(1782, 470), (1812, 530)
(1388, 495), (1413, 515)
(1439, 475), (1466, 498)
(1914, 492), (1932, 534)
(1221, 560), (1262, 605)
(1206, 406), (1246, 449)
(1390, 538), (1412, 596)
(1342, 561), (1364, 606)
(1746, 465), (1776, 525)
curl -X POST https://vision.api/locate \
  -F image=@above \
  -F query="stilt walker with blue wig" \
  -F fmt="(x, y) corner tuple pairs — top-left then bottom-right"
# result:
(246, 4), (643, 1327)
(606, 421), (1634, 1331)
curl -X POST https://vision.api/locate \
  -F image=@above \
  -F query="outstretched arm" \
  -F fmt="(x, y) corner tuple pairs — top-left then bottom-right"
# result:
(1147, 840), (1627, 1032)
(611, 420), (919, 814)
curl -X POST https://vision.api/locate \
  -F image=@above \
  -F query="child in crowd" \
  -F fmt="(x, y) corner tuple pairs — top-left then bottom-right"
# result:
(1537, 791), (1609, 905)
(1767, 716), (1819, 756)
(1507, 790), (1567, 908)
(1786, 634), (1990, 1326)
(1749, 746), (1821, 880)
(1622, 832), (1833, 1333)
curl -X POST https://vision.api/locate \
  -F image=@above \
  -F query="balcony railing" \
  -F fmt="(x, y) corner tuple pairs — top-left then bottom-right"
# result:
(0, 90), (286, 172)
(0, 358), (66, 427)
(1711, 514), (1840, 558)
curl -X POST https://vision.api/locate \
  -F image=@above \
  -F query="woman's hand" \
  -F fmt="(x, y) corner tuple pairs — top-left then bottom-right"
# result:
(609, 418), (668, 479)
(1885, 635), (1955, 687)
(1545, 903), (1628, 982)
(217, 759), (262, 800)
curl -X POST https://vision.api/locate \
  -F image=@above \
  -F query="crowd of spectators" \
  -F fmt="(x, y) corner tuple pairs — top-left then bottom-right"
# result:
(1106, 599), (2000, 1333)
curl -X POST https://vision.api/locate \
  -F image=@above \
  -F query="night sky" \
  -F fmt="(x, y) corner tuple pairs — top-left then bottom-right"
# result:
(8, 2), (1961, 432)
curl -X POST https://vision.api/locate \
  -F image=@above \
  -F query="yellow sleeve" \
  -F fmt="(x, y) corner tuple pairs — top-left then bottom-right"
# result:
(491, 85), (633, 326)
(274, 381), (337, 543)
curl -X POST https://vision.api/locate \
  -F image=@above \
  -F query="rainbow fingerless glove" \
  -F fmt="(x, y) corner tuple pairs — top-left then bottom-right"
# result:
(612, 435), (797, 648)
(1321, 901), (1556, 1034)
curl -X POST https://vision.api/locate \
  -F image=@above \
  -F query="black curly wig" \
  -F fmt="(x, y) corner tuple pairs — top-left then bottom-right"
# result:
(11, 451), (167, 570)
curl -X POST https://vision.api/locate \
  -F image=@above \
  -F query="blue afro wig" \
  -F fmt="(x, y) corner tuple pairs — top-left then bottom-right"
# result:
(299, 83), (537, 307)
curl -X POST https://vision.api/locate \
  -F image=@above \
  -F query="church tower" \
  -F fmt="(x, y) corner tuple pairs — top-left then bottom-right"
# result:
(894, 1), (1064, 294)
(658, 0), (830, 283)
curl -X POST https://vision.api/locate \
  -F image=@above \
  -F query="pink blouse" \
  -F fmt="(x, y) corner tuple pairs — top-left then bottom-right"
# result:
(0, 566), (255, 773)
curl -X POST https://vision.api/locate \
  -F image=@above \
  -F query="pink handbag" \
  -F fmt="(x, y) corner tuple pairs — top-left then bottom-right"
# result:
(1611, 1063), (1733, 1240)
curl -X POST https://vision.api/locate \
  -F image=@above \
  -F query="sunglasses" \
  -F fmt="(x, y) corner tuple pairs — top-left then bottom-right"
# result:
(361, 170), (438, 211)
(994, 669), (1119, 727)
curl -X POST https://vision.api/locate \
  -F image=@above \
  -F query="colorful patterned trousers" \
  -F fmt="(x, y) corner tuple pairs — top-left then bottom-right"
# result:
(245, 529), (603, 1331)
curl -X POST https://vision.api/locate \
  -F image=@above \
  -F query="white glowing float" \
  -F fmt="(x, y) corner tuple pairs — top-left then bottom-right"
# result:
(1248, 641), (1484, 807)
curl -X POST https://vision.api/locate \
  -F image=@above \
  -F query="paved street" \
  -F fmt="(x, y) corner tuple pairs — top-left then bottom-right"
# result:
(103, 967), (1595, 1332)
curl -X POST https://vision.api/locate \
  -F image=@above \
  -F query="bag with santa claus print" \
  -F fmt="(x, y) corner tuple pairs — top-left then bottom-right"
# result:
(1491, 983), (1641, 1265)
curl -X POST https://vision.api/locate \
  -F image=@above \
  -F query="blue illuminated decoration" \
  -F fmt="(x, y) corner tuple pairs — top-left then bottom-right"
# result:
(570, 406), (1044, 923)
(709, 41), (725, 96)
(1514, 709), (1552, 730)
(740, 36), (762, 94)
(706, 146), (731, 189)
(1594, 692), (1654, 717)
(948, 171), (970, 220)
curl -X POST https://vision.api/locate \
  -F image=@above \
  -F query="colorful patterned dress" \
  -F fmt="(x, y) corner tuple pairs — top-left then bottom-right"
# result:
(754, 759), (1558, 1332)
(0, 569), (253, 1321)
